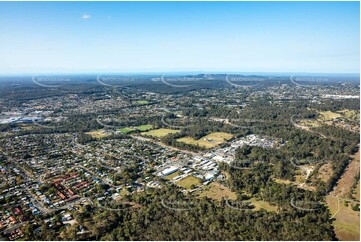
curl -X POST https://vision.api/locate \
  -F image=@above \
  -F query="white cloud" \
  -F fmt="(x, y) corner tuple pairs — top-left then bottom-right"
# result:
(81, 14), (91, 20)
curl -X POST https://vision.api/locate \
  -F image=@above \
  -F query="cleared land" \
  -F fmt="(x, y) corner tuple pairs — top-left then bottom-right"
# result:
(333, 150), (360, 198)
(300, 119), (321, 127)
(338, 109), (359, 122)
(318, 163), (333, 183)
(246, 197), (278, 212)
(326, 149), (360, 241)
(136, 124), (153, 131)
(300, 110), (359, 132)
(353, 181), (360, 201)
(273, 178), (292, 185)
(118, 127), (135, 133)
(319, 111), (342, 121)
(85, 130), (110, 139)
(119, 124), (153, 133)
(164, 171), (181, 180)
(175, 176), (202, 189)
(196, 182), (237, 201)
(142, 128), (180, 138)
(326, 196), (360, 241)
(177, 132), (233, 149)
(135, 100), (149, 105)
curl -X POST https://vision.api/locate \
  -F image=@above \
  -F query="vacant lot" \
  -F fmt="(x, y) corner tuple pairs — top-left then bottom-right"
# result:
(176, 176), (202, 189)
(177, 132), (233, 149)
(142, 128), (180, 138)
(326, 196), (360, 241)
(197, 182), (237, 201)
(85, 130), (110, 139)
(164, 171), (180, 180)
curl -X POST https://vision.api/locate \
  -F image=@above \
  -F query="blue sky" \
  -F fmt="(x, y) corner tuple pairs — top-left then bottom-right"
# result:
(0, 1), (359, 74)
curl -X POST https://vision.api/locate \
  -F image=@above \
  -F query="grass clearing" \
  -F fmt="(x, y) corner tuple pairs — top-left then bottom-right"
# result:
(353, 181), (360, 201)
(300, 109), (360, 128)
(338, 109), (360, 122)
(246, 197), (279, 212)
(326, 196), (360, 241)
(196, 182), (237, 201)
(142, 128), (180, 138)
(319, 111), (342, 121)
(333, 150), (360, 198)
(176, 176), (202, 189)
(300, 119), (321, 127)
(118, 127), (135, 133)
(164, 171), (180, 180)
(135, 124), (153, 131)
(177, 132), (233, 149)
(135, 100), (149, 105)
(318, 163), (333, 183)
(119, 124), (153, 133)
(273, 178), (293, 185)
(85, 130), (110, 139)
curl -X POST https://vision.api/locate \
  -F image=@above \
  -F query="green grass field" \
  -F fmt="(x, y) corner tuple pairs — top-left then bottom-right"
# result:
(135, 100), (149, 105)
(119, 124), (153, 133)
(136, 124), (153, 131)
(142, 128), (180, 138)
(164, 171), (181, 180)
(177, 132), (233, 149)
(118, 127), (135, 133)
(176, 176), (202, 189)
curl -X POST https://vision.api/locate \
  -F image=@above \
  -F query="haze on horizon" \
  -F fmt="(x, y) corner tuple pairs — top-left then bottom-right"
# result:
(0, 1), (359, 74)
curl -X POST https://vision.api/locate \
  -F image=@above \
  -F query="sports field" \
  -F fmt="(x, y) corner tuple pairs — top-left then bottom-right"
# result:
(175, 176), (202, 189)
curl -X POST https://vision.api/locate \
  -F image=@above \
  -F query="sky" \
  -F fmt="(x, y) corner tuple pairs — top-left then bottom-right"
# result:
(0, 1), (359, 74)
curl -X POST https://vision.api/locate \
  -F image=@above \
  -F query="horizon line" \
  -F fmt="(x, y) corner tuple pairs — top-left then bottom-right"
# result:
(0, 71), (359, 77)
